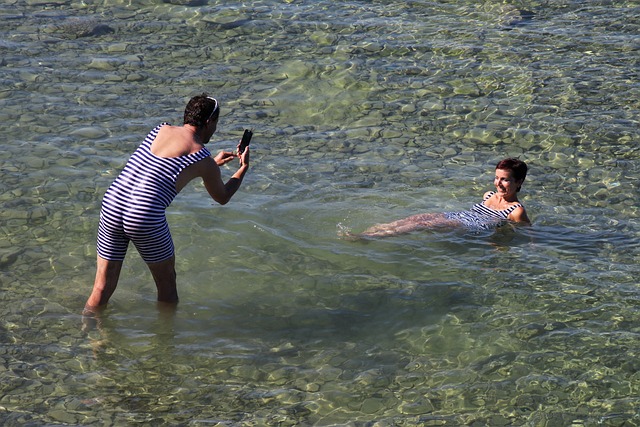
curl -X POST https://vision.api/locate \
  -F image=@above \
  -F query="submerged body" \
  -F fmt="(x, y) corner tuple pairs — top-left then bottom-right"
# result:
(442, 191), (523, 230)
(358, 159), (530, 238)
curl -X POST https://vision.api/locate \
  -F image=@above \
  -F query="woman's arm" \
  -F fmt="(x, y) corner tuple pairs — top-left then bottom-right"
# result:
(508, 206), (531, 225)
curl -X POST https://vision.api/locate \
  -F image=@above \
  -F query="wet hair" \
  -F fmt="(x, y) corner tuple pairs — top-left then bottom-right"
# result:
(183, 93), (219, 128)
(496, 158), (528, 191)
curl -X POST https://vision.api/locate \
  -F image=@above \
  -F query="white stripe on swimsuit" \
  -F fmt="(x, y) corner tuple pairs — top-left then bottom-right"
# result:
(443, 192), (522, 231)
(97, 123), (212, 263)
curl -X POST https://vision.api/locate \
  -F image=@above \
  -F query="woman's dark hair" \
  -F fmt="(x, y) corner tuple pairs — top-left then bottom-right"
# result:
(183, 93), (219, 128)
(496, 158), (528, 191)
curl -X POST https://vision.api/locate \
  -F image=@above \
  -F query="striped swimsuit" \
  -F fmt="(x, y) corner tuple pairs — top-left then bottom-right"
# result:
(97, 123), (212, 263)
(443, 192), (522, 231)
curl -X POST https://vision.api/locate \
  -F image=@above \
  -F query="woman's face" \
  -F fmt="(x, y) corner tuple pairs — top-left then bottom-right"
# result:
(494, 168), (522, 198)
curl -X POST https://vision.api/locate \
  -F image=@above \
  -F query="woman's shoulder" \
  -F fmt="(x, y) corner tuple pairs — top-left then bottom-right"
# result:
(482, 191), (495, 200)
(508, 204), (530, 224)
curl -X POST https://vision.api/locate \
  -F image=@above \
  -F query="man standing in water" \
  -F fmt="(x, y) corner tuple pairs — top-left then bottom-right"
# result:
(84, 94), (249, 313)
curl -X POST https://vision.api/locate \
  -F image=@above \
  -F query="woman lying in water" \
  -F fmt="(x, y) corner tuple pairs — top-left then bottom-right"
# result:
(356, 158), (531, 238)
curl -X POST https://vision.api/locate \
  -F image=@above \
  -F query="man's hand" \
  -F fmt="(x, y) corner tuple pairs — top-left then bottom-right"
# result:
(237, 145), (250, 167)
(214, 150), (236, 166)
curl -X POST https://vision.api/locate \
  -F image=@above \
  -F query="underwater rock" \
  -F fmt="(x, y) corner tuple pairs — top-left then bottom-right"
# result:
(204, 18), (252, 31)
(163, 0), (208, 5)
(482, 3), (535, 29)
(56, 18), (115, 39)
(87, 24), (115, 37)
(471, 352), (517, 375)
(500, 7), (535, 29)
(506, 9), (535, 27)
(162, 0), (208, 6)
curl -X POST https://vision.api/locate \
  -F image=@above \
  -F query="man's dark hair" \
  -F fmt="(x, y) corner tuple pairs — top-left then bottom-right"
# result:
(183, 93), (219, 128)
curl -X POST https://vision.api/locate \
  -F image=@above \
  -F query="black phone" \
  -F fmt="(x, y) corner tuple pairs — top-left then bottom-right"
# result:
(239, 129), (252, 154)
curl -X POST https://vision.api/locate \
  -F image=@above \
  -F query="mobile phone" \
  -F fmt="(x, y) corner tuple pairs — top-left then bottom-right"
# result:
(239, 129), (252, 154)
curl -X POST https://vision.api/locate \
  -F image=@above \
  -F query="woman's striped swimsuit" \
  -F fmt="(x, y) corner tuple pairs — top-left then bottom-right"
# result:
(97, 123), (212, 263)
(443, 192), (522, 231)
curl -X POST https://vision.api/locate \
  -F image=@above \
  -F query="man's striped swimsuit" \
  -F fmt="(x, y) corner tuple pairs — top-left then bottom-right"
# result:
(97, 123), (211, 263)
(443, 192), (522, 231)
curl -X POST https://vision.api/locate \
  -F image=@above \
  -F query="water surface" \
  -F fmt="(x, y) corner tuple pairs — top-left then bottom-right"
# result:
(1, 0), (639, 425)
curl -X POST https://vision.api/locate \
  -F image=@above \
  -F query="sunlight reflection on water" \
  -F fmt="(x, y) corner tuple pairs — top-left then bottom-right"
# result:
(1, 0), (639, 425)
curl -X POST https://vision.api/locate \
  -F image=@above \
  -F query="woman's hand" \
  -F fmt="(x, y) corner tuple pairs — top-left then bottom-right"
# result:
(214, 150), (236, 166)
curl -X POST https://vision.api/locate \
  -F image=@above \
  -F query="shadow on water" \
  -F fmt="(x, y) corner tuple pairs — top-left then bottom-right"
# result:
(71, 214), (640, 426)
(82, 215), (638, 341)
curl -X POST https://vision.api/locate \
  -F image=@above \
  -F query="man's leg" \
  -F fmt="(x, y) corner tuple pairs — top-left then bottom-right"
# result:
(85, 256), (123, 311)
(147, 255), (178, 304)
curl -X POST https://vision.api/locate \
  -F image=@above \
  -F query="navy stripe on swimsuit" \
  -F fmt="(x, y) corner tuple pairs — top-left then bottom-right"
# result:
(97, 123), (212, 263)
(443, 192), (522, 231)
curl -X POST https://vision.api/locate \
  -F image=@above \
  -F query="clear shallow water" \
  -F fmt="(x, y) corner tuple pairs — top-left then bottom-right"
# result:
(1, 0), (639, 425)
